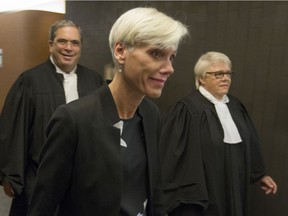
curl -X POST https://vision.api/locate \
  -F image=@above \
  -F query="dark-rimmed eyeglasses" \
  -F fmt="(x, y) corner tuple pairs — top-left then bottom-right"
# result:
(52, 39), (81, 48)
(206, 71), (233, 79)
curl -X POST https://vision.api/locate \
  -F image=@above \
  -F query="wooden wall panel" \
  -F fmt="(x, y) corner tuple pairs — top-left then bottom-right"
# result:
(0, 10), (64, 111)
(66, 1), (288, 215)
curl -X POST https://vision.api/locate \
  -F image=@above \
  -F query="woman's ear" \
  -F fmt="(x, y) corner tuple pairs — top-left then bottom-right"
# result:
(114, 42), (125, 64)
(199, 76), (206, 86)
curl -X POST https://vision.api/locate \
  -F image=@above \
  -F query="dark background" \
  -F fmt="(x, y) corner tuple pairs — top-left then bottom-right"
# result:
(66, 1), (288, 215)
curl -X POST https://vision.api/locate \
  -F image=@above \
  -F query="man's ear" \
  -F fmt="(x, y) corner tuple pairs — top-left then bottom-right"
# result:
(114, 42), (125, 64)
(48, 40), (53, 52)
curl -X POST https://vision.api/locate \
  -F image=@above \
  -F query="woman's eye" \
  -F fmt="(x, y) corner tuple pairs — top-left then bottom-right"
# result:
(150, 49), (176, 62)
(170, 55), (176, 62)
(151, 50), (162, 58)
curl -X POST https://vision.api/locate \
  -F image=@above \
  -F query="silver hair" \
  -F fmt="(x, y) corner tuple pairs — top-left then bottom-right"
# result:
(194, 51), (232, 89)
(109, 7), (189, 66)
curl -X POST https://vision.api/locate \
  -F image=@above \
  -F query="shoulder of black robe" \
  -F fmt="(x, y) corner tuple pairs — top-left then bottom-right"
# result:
(160, 90), (209, 213)
(76, 64), (104, 97)
(27, 85), (119, 215)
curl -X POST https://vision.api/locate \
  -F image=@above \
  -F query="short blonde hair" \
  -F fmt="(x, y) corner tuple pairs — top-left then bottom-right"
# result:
(109, 7), (188, 65)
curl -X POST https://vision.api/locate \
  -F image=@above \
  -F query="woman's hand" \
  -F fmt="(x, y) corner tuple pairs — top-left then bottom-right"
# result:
(260, 175), (277, 195)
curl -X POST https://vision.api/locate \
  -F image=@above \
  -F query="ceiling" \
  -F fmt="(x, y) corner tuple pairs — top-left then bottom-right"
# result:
(0, 0), (65, 14)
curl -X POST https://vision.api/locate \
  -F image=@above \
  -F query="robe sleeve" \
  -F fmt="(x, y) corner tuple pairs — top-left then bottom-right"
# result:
(28, 105), (76, 215)
(160, 101), (208, 213)
(240, 103), (267, 182)
(0, 75), (33, 195)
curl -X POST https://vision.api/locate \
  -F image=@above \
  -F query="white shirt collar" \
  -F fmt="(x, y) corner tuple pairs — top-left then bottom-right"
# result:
(199, 86), (242, 144)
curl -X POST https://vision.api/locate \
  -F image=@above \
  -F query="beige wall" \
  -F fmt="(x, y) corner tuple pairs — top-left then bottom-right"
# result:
(0, 10), (64, 111)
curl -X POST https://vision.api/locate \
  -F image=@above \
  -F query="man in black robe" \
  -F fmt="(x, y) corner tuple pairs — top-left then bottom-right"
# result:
(160, 51), (277, 216)
(0, 20), (103, 215)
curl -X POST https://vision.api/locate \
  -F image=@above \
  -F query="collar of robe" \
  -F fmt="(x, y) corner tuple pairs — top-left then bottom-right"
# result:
(199, 86), (242, 144)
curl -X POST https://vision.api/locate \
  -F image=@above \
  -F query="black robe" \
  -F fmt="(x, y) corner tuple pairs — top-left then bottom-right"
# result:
(0, 59), (103, 215)
(160, 90), (266, 216)
(27, 85), (163, 216)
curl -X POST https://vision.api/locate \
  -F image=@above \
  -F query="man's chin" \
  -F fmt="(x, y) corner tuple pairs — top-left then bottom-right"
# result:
(60, 64), (76, 73)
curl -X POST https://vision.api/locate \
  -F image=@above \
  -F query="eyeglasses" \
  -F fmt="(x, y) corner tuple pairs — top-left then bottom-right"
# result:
(53, 39), (81, 48)
(206, 71), (233, 79)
